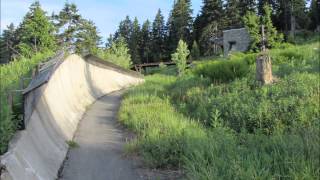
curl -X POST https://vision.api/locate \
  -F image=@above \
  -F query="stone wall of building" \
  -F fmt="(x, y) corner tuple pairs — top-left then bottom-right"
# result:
(223, 28), (250, 56)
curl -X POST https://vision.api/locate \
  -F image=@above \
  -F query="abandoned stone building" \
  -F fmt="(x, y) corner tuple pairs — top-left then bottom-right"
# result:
(223, 28), (250, 56)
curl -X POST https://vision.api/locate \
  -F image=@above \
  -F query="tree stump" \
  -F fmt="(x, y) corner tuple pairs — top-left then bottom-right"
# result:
(256, 54), (273, 84)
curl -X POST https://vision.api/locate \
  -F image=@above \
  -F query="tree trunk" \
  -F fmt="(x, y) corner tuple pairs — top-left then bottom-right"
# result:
(256, 54), (273, 85)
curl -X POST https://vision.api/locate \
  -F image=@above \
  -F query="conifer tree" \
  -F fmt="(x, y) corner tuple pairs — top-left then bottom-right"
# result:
(17, 1), (56, 57)
(0, 23), (17, 63)
(114, 16), (132, 44)
(130, 17), (141, 64)
(225, 0), (242, 28)
(191, 40), (200, 60)
(54, 2), (81, 47)
(262, 4), (283, 48)
(243, 11), (261, 52)
(200, 0), (224, 26)
(243, 3), (282, 51)
(75, 19), (101, 55)
(105, 34), (114, 48)
(140, 20), (152, 63)
(239, 0), (257, 13)
(195, 0), (224, 55)
(152, 9), (166, 62)
(167, 0), (193, 54)
(309, 0), (320, 30)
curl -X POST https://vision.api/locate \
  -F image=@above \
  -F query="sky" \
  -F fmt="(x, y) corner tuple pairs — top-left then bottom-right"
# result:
(1, 0), (203, 40)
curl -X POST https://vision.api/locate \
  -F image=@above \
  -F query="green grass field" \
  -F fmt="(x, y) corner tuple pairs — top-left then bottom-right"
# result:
(119, 39), (320, 179)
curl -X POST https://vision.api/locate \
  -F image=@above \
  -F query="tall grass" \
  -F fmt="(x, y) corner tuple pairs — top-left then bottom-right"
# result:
(118, 40), (320, 179)
(0, 51), (53, 154)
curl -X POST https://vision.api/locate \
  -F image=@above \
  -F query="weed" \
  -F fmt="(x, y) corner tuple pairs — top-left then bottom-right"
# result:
(66, 140), (79, 149)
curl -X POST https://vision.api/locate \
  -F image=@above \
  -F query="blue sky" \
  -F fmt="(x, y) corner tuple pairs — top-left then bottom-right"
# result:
(1, 0), (203, 40)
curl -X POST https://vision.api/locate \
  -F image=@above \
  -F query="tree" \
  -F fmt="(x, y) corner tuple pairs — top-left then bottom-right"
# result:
(309, 0), (320, 30)
(262, 4), (283, 48)
(114, 16), (132, 44)
(243, 3), (283, 52)
(105, 34), (114, 48)
(17, 1), (56, 57)
(201, 0), (224, 25)
(243, 11), (262, 52)
(195, 0), (224, 55)
(0, 23), (17, 63)
(239, 0), (257, 13)
(151, 9), (166, 62)
(98, 37), (132, 69)
(171, 39), (190, 76)
(167, 0), (193, 54)
(129, 17), (141, 64)
(225, 0), (242, 28)
(54, 2), (82, 47)
(75, 19), (101, 55)
(139, 20), (152, 63)
(191, 40), (200, 60)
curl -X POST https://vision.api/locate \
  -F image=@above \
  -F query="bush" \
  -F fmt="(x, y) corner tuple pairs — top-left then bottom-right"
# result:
(193, 55), (253, 83)
(0, 51), (53, 154)
(98, 37), (132, 69)
(172, 40), (190, 76)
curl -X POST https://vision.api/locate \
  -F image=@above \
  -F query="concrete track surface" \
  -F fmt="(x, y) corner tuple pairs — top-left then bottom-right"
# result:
(0, 54), (144, 180)
(60, 90), (141, 180)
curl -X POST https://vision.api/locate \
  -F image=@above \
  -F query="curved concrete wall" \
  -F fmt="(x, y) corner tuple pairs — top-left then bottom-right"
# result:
(0, 54), (144, 180)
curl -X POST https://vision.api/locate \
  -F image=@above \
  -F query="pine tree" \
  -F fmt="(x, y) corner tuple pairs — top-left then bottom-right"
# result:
(17, 1), (56, 57)
(243, 3), (283, 51)
(239, 0), (257, 14)
(262, 4), (283, 48)
(243, 11), (261, 52)
(139, 20), (152, 63)
(225, 0), (242, 28)
(200, 0), (224, 26)
(130, 17), (141, 64)
(75, 19), (101, 55)
(309, 0), (320, 30)
(191, 40), (200, 60)
(0, 23), (17, 63)
(195, 0), (224, 55)
(152, 9), (166, 62)
(54, 2), (82, 47)
(167, 0), (193, 54)
(114, 16), (132, 44)
(105, 34), (114, 48)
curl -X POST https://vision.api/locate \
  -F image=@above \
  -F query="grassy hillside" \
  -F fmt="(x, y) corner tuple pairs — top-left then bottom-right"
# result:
(119, 40), (320, 179)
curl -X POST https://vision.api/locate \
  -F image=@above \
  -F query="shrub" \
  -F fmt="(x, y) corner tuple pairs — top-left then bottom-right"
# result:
(0, 51), (53, 154)
(193, 56), (252, 83)
(172, 40), (190, 76)
(98, 37), (132, 69)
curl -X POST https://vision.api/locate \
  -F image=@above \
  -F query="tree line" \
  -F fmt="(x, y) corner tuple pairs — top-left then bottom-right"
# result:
(0, 1), (101, 64)
(1, 0), (319, 65)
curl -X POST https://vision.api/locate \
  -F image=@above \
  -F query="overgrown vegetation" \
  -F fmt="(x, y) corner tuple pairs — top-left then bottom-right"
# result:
(119, 40), (320, 179)
(171, 40), (190, 76)
(98, 37), (132, 69)
(0, 51), (53, 154)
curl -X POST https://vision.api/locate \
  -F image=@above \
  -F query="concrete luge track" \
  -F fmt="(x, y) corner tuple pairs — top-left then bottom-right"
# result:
(60, 90), (140, 180)
(0, 53), (144, 180)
